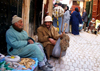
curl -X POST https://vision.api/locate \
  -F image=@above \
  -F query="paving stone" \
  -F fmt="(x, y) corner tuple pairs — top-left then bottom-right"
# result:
(60, 64), (65, 69)
(48, 32), (100, 71)
(55, 64), (60, 68)
(70, 66), (75, 71)
(65, 65), (70, 70)
(55, 68), (61, 71)
(61, 69), (66, 71)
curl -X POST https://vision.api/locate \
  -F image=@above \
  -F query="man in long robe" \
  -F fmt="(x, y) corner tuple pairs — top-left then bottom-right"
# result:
(6, 15), (53, 71)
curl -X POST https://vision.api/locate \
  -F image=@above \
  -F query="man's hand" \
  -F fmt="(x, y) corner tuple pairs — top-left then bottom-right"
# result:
(48, 38), (56, 45)
(28, 39), (34, 44)
(60, 32), (65, 38)
(55, 17), (57, 19)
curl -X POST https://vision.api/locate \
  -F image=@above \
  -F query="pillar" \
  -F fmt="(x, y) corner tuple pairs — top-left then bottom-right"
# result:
(22, 0), (30, 35)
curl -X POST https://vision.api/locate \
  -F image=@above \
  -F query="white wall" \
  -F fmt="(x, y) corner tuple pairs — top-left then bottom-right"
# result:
(80, 1), (83, 16)
(53, 0), (73, 9)
(60, 0), (73, 9)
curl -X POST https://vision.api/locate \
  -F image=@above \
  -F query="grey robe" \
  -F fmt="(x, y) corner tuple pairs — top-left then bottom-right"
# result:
(62, 10), (70, 32)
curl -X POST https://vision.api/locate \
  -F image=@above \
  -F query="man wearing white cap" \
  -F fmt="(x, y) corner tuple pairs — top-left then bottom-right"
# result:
(87, 18), (96, 33)
(37, 16), (66, 59)
(6, 15), (53, 71)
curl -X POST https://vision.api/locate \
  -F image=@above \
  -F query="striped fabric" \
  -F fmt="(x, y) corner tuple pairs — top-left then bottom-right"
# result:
(53, 6), (64, 18)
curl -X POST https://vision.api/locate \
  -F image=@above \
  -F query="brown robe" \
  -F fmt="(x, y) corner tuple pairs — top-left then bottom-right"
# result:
(37, 24), (60, 59)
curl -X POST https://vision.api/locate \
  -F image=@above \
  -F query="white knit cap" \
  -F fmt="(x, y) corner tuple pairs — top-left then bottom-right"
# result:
(12, 15), (22, 24)
(45, 16), (53, 22)
(92, 18), (95, 20)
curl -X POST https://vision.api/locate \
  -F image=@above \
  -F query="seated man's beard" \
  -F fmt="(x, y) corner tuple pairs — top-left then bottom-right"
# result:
(45, 24), (50, 28)
(13, 25), (23, 32)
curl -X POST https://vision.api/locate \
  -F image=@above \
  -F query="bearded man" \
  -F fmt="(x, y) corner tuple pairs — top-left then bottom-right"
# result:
(6, 15), (53, 71)
(37, 16), (66, 59)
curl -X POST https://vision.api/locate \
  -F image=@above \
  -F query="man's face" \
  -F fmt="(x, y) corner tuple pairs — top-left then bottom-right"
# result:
(16, 20), (23, 29)
(92, 18), (95, 22)
(45, 21), (52, 29)
(65, 6), (67, 10)
(92, 19), (95, 22)
(14, 20), (23, 32)
(84, 9), (86, 12)
(55, 4), (58, 7)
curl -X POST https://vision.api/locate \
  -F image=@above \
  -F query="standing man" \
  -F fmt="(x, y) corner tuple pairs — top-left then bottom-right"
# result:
(53, 2), (64, 34)
(54, 3), (58, 8)
(6, 15), (53, 71)
(82, 9), (88, 31)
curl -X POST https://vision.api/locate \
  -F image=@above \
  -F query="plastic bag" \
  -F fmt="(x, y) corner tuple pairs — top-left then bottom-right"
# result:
(52, 38), (66, 57)
(0, 53), (5, 60)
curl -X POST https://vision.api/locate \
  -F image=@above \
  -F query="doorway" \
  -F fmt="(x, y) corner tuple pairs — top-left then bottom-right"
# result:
(29, 0), (43, 37)
(0, 0), (22, 54)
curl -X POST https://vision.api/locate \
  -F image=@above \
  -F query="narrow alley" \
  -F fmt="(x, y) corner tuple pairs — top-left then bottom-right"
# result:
(49, 32), (100, 71)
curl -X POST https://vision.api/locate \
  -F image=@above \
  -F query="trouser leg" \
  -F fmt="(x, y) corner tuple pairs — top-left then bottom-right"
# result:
(83, 22), (86, 31)
(37, 44), (47, 67)
(58, 17), (62, 34)
(45, 45), (54, 60)
(53, 17), (57, 27)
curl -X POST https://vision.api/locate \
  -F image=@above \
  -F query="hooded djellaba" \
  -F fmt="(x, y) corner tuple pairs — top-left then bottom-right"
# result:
(70, 7), (83, 35)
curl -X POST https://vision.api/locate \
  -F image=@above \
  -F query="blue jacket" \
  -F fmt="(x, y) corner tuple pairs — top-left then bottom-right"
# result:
(82, 12), (88, 22)
(6, 26), (44, 61)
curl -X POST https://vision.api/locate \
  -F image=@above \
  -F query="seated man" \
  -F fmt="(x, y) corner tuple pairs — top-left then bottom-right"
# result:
(6, 15), (53, 71)
(88, 18), (96, 33)
(37, 16), (65, 59)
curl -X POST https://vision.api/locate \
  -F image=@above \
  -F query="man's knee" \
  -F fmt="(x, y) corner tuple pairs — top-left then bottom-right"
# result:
(44, 44), (54, 59)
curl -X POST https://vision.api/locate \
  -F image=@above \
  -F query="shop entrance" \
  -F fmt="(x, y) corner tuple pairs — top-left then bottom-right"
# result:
(29, 0), (43, 37)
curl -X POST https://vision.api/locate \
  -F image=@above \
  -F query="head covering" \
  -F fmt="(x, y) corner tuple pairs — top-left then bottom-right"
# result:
(58, 2), (62, 6)
(75, 7), (79, 12)
(92, 18), (95, 20)
(12, 15), (22, 24)
(55, 3), (58, 5)
(65, 6), (69, 11)
(91, 18), (95, 23)
(67, 6), (69, 10)
(44, 16), (52, 22)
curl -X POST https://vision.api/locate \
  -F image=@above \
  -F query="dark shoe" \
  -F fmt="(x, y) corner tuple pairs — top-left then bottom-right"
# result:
(40, 65), (53, 71)
(65, 32), (68, 34)
(45, 61), (53, 68)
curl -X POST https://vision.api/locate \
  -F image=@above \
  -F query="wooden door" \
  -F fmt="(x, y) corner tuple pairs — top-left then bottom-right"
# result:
(86, 1), (90, 15)
(72, 5), (80, 12)
(29, 0), (43, 36)
(92, 0), (98, 19)
(97, 0), (100, 20)
(0, 0), (22, 54)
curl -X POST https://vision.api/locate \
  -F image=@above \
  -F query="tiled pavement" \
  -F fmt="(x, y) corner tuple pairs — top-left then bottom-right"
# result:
(48, 32), (100, 71)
